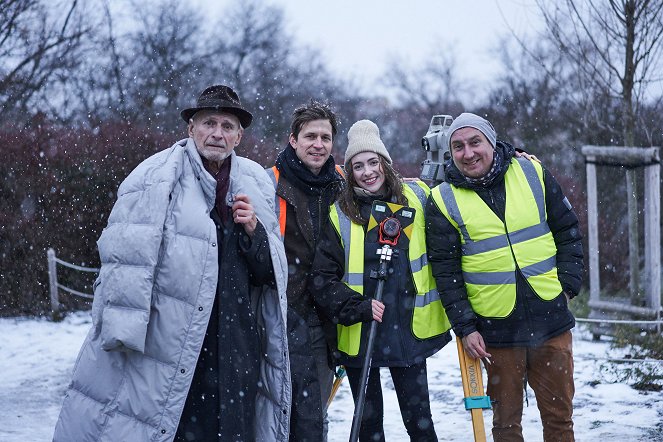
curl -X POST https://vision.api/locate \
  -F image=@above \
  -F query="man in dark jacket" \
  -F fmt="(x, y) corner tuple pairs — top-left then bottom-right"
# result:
(266, 101), (344, 441)
(426, 112), (584, 442)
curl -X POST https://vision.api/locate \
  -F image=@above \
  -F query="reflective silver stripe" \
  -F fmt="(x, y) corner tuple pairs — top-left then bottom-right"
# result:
(410, 251), (428, 273)
(461, 221), (551, 255)
(461, 235), (509, 256)
(265, 168), (280, 221)
(347, 273), (363, 286)
(521, 255), (556, 278)
(405, 181), (427, 208)
(335, 202), (353, 284)
(517, 158), (545, 223)
(414, 288), (441, 308)
(463, 255), (557, 285)
(404, 182), (428, 272)
(442, 160), (548, 255)
(439, 183), (471, 244)
(509, 221), (550, 245)
(463, 269), (516, 285)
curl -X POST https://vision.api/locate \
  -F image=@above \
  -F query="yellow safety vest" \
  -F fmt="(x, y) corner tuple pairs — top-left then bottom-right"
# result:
(330, 181), (451, 356)
(430, 158), (563, 318)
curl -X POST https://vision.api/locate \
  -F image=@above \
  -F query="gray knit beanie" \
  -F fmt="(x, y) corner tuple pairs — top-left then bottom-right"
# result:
(344, 119), (392, 169)
(447, 112), (497, 149)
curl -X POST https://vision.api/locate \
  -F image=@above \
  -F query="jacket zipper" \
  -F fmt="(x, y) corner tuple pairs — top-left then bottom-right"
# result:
(317, 194), (323, 237)
(491, 187), (534, 335)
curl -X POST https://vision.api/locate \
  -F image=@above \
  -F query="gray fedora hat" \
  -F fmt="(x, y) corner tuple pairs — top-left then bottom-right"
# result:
(180, 85), (253, 128)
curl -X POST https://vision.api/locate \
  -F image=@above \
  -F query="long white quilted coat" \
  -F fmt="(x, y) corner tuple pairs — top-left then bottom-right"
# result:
(53, 139), (291, 441)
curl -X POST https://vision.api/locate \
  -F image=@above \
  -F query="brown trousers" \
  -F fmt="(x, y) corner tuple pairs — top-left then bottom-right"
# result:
(485, 331), (575, 442)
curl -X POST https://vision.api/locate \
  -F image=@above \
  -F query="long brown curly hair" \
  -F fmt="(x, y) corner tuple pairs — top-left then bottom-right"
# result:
(338, 155), (406, 225)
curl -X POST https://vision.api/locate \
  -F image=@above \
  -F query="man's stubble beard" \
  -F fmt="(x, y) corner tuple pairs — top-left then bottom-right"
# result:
(198, 147), (232, 163)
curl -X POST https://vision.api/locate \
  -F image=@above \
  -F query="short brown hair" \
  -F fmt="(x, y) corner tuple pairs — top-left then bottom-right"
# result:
(290, 100), (338, 140)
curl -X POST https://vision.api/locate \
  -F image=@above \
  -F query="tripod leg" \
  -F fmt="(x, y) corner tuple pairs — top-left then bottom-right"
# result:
(456, 338), (489, 442)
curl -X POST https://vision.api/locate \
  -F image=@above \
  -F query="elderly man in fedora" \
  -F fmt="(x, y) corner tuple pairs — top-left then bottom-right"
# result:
(54, 85), (291, 442)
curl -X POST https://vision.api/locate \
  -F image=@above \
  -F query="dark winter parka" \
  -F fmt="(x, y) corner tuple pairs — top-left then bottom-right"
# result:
(270, 144), (344, 324)
(310, 190), (451, 368)
(267, 145), (343, 440)
(53, 140), (291, 442)
(425, 141), (584, 347)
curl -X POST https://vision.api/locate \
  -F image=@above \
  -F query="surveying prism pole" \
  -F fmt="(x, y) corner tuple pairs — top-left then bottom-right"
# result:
(456, 337), (491, 442)
(348, 244), (392, 442)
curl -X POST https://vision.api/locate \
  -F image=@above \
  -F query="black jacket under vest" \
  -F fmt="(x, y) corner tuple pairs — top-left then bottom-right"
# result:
(311, 193), (450, 367)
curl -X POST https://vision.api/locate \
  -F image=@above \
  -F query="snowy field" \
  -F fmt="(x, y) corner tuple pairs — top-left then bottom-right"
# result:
(1, 311), (661, 441)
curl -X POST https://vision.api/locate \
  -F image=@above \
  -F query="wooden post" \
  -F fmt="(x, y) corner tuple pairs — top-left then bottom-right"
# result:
(582, 145), (661, 335)
(47, 248), (61, 321)
(585, 159), (600, 306)
(644, 156), (661, 331)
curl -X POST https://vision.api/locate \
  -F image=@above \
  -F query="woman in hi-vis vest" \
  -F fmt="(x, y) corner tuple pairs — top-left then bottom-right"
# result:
(309, 119), (452, 442)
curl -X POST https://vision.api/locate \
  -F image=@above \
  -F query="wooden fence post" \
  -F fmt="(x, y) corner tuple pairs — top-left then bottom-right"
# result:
(47, 248), (62, 321)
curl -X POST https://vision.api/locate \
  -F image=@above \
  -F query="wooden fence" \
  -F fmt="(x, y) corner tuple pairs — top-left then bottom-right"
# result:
(47, 248), (99, 320)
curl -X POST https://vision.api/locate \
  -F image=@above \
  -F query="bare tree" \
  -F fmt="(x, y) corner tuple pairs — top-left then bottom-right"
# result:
(208, 0), (346, 157)
(383, 52), (466, 117)
(483, 38), (584, 156)
(120, 0), (208, 131)
(0, 0), (88, 122)
(376, 53), (466, 165)
(536, 0), (663, 301)
(101, 0), (129, 122)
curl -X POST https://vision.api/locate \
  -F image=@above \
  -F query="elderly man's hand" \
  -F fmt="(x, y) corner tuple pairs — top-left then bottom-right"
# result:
(232, 193), (258, 237)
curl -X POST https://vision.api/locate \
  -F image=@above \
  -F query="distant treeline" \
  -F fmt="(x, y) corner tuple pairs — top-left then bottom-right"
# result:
(1, 0), (661, 315)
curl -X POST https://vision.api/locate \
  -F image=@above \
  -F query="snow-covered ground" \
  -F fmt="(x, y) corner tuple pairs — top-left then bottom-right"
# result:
(1, 312), (661, 441)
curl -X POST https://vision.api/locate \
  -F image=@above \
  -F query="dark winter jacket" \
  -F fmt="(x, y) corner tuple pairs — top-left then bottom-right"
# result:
(272, 144), (344, 324)
(311, 192), (450, 368)
(268, 145), (344, 441)
(425, 141), (584, 347)
(175, 187), (275, 441)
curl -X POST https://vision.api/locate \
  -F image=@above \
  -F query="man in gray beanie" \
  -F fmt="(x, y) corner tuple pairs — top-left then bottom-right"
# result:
(426, 112), (584, 441)
(447, 112), (497, 148)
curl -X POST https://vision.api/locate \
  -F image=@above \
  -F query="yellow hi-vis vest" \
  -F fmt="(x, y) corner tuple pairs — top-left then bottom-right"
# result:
(329, 181), (451, 356)
(430, 158), (563, 318)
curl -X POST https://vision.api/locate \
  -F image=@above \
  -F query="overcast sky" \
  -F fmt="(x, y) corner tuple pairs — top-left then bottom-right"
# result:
(198, 0), (543, 102)
(276, 0), (540, 84)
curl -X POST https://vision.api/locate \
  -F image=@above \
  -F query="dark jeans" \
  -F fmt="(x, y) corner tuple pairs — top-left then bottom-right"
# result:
(346, 361), (437, 442)
(486, 331), (575, 442)
(310, 324), (335, 441)
(288, 312), (330, 442)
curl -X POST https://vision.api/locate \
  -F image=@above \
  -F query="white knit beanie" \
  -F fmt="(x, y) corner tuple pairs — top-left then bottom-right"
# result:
(447, 112), (497, 149)
(344, 119), (392, 169)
